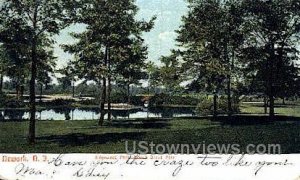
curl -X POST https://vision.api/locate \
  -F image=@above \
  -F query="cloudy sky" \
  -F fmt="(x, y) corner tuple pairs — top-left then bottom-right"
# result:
(53, 0), (188, 69)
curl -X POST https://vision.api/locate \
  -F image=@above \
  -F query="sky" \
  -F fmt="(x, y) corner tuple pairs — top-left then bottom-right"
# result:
(53, 0), (188, 70)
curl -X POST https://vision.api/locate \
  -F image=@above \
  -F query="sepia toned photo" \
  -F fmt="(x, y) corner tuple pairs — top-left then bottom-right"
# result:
(0, 0), (300, 179)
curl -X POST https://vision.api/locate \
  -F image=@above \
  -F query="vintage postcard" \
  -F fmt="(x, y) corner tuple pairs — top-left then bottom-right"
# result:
(0, 0), (299, 179)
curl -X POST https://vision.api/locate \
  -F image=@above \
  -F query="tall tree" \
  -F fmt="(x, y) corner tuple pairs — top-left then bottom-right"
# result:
(37, 48), (56, 101)
(0, 11), (31, 99)
(116, 38), (148, 104)
(63, 0), (155, 125)
(241, 0), (300, 118)
(176, 0), (244, 115)
(0, 0), (69, 144)
(57, 62), (77, 97)
(159, 51), (183, 94)
(146, 61), (162, 94)
(0, 46), (9, 93)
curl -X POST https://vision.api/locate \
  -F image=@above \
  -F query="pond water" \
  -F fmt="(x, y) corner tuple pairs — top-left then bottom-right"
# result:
(0, 107), (196, 121)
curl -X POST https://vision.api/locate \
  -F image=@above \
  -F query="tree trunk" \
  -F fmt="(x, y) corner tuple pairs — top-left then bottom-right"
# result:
(227, 75), (232, 116)
(16, 84), (20, 100)
(268, 43), (275, 119)
(20, 85), (24, 99)
(264, 96), (268, 114)
(225, 42), (232, 116)
(0, 74), (3, 93)
(269, 94), (275, 118)
(127, 83), (131, 105)
(107, 47), (112, 122)
(99, 78), (107, 126)
(282, 98), (285, 105)
(107, 76), (111, 121)
(28, 37), (37, 144)
(28, 5), (38, 144)
(72, 79), (75, 98)
(98, 47), (108, 126)
(213, 90), (218, 120)
(40, 84), (43, 102)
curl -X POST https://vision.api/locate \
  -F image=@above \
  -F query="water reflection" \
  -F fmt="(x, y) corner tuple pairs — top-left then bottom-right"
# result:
(149, 107), (195, 118)
(0, 110), (25, 121)
(0, 107), (195, 121)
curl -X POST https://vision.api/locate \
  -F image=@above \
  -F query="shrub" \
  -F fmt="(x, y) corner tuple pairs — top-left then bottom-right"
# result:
(4, 100), (26, 108)
(110, 91), (127, 103)
(0, 93), (27, 108)
(0, 93), (7, 107)
(195, 96), (214, 115)
(196, 95), (240, 115)
(130, 96), (144, 106)
(149, 93), (199, 107)
(94, 91), (131, 104)
(79, 99), (99, 105)
(46, 98), (75, 107)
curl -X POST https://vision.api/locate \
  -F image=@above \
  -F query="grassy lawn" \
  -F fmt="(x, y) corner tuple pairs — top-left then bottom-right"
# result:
(240, 103), (300, 117)
(0, 117), (299, 153)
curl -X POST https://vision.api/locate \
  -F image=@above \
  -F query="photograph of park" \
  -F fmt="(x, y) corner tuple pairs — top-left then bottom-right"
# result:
(0, 0), (300, 154)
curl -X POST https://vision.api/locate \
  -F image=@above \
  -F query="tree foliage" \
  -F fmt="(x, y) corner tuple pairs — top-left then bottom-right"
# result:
(62, 0), (155, 124)
(0, 0), (70, 143)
